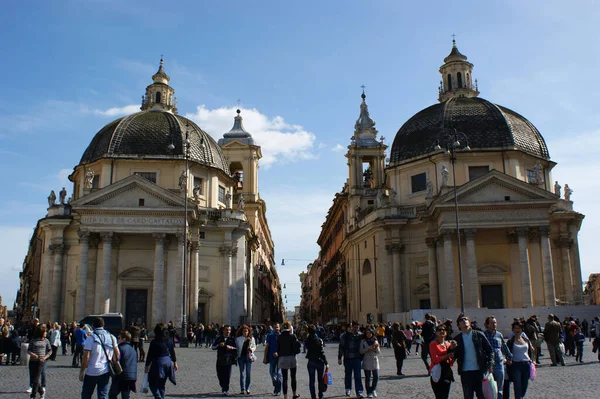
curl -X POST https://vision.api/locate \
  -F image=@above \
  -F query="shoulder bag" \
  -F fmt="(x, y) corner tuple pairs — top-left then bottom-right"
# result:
(94, 332), (122, 377)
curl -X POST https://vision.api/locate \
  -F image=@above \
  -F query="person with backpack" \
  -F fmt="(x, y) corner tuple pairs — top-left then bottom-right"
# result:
(275, 321), (301, 399)
(305, 324), (328, 399)
(338, 321), (364, 398)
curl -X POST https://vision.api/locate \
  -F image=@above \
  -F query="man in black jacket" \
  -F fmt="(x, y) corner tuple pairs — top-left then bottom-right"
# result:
(453, 315), (494, 399)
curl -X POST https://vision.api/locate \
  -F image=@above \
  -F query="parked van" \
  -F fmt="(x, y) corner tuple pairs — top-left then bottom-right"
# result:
(79, 313), (124, 336)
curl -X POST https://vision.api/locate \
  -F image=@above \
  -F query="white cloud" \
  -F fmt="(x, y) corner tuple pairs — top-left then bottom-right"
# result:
(185, 106), (316, 167)
(94, 104), (140, 117)
(331, 144), (345, 152)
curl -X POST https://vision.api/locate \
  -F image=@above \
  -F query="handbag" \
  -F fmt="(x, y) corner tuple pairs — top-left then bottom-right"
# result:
(529, 362), (536, 381)
(93, 332), (122, 377)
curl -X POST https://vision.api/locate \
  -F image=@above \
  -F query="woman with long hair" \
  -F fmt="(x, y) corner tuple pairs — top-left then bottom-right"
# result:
(391, 322), (407, 376)
(213, 325), (237, 396)
(275, 321), (301, 399)
(48, 323), (61, 361)
(27, 326), (51, 399)
(429, 325), (456, 399)
(360, 328), (380, 398)
(145, 323), (178, 399)
(506, 321), (534, 399)
(305, 324), (328, 399)
(236, 325), (256, 395)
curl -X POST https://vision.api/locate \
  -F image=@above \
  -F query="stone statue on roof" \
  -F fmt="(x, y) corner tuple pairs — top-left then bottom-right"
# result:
(441, 165), (449, 187)
(59, 187), (67, 204)
(47, 190), (56, 207)
(237, 194), (245, 211)
(426, 180), (434, 198)
(564, 184), (573, 201)
(84, 169), (94, 189)
(554, 181), (561, 197)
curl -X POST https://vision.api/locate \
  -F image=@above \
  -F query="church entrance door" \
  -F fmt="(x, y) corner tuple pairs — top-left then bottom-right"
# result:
(198, 303), (206, 325)
(126, 289), (148, 326)
(481, 285), (504, 309)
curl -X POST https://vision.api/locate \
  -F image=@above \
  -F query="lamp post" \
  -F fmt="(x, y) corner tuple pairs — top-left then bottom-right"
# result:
(434, 128), (470, 313)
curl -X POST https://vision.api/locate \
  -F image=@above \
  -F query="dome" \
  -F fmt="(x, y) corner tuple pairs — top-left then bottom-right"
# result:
(389, 97), (549, 164)
(80, 111), (230, 174)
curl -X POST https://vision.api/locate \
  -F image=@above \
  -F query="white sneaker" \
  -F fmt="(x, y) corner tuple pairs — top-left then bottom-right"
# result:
(373, 391), (377, 398)
(26, 388), (32, 393)
(346, 390), (351, 397)
(42, 387), (46, 393)
(367, 394), (373, 398)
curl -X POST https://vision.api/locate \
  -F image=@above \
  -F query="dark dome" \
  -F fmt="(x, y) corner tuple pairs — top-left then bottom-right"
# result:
(80, 111), (230, 174)
(390, 97), (549, 164)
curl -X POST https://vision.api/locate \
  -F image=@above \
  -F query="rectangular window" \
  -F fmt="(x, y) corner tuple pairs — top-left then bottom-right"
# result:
(91, 175), (100, 189)
(526, 169), (536, 184)
(218, 186), (226, 203)
(193, 177), (203, 195)
(468, 165), (490, 181)
(411, 172), (427, 193)
(134, 172), (157, 183)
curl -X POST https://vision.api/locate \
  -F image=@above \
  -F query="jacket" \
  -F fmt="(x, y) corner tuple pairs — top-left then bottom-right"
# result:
(277, 330), (299, 357)
(305, 335), (327, 364)
(543, 320), (562, 345)
(235, 336), (256, 359)
(453, 329), (494, 375)
(117, 342), (138, 381)
(359, 338), (380, 370)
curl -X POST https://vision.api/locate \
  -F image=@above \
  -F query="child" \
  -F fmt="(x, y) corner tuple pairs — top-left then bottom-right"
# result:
(574, 327), (585, 363)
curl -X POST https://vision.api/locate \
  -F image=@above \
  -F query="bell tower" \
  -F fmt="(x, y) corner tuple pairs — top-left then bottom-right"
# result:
(141, 57), (178, 113)
(438, 39), (479, 102)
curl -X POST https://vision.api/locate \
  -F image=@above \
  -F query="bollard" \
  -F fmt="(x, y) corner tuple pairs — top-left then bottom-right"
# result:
(20, 342), (30, 366)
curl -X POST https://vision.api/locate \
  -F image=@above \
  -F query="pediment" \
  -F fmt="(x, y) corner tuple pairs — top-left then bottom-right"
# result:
(71, 174), (186, 209)
(413, 283), (430, 295)
(198, 286), (214, 298)
(119, 267), (153, 280)
(437, 170), (558, 205)
(478, 264), (509, 274)
(221, 140), (250, 149)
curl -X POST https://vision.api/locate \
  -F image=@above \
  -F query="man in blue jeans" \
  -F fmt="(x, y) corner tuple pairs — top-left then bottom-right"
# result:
(264, 323), (283, 395)
(338, 321), (364, 398)
(80, 317), (120, 399)
(483, 316), (512, 399)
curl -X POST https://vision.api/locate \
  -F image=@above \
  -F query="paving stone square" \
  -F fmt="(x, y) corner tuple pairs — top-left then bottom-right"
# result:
(1, 342), (598, 398)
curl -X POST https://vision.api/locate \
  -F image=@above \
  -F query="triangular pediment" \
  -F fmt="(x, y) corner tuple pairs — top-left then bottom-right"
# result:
(221, 140), (251, 149)
(413, 283), (430, 295)
(71, 174), (187, 209)
(436, 170), (558, 205)
(198, 286), (214, 298)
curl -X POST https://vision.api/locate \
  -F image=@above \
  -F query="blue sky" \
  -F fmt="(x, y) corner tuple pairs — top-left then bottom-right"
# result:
(1, 0), (599, 312)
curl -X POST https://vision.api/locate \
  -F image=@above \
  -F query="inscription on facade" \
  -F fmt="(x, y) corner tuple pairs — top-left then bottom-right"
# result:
(82, 216), (182, 226)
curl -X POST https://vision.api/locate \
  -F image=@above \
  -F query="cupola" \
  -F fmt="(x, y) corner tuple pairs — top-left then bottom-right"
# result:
(438, 39), (479, 102)
(141, 57), (178, 113)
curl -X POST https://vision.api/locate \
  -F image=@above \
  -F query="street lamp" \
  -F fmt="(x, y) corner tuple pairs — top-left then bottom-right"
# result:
(434, 128), (470, 313)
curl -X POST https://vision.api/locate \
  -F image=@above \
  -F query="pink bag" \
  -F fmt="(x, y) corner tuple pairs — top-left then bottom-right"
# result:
(482, 373), (498, 399)
(529, 362), (536, 381)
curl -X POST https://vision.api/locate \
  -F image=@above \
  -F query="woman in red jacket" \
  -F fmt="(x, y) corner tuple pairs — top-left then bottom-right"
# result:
(429, 325), (457, 399)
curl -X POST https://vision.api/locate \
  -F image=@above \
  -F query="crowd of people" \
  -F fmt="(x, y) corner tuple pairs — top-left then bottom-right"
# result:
(1, 314), (599, 399)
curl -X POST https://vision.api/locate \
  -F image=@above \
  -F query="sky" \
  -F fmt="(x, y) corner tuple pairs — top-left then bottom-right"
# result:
(1, 0), (599, 313)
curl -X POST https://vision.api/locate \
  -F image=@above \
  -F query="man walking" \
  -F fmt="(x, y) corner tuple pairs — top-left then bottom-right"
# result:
(543, 314), (564, 366)
(72, 322), (87, 368)
(338, 321), (364, 398)
(483, 316), (512, 399)
(454, 315), (494, 399)
(420, 313), (436, 372)
(80, 317), (120, 399)
(264, 323), (283, 396)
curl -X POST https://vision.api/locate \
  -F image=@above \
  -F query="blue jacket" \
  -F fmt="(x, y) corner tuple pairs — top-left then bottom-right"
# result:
(117, 342), (137, 381)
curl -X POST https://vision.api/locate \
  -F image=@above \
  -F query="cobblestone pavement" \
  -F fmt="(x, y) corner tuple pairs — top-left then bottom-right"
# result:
(1, 342), (599, 398)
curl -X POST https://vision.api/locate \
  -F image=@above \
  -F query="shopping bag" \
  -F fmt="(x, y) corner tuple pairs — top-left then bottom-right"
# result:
(482, 373), (498, 399)
(529, 362), (536, 381)
(559, 342), (565, 355)
(141, 372), (150, 393)
(430, 364), (442, 383)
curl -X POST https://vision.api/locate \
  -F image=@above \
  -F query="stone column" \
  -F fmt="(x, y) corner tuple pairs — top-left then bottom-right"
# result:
(539, 227), (556, 306)
(220, 244), (234, 325)
(49, 242), (66, 322)
(152, 233), (166, 326)
(558, 237), (574, 304)
(517, 227), (533, 307)
(464, 229), (480, 308)
(442, 232), (456, 308)
(100, 232), (113, 314)
(386, 243), (403, 313)
(426, 237), (439, 309)
(76, 231), (90, 320)
(190, 242), (200, 324)
(570, 234), (583, 303)
(175, 233), (186, 326)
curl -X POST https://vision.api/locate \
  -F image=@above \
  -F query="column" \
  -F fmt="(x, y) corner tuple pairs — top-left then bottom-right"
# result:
(570, 235), (583, 303)
(100, 233), (113, 314)
(426, 237), (439, 309)
(152, 233), (166, 325)
(464, 229), (480, 308)
(76, 231), (90, 320)
(559, 237), (574, 304)
(442, 232), (456, 308)
(386, 243), (402, 312)
(539, 227), (556, 306)
(176, 233), (186, 326)
(220, 245), (233, 325)
(517, 227), (533, 307)
(190, 242), (200, 324)
(49, 242), (66, 322)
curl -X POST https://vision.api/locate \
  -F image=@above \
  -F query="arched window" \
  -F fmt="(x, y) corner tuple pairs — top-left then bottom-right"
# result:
(230, 162), (244, 190)
(457, 72), (463, 88)
(155, 92), (161, 103)
(362, 259), (372, 275)
(466, 73), (470, 87)
(447, 74), (452, 91)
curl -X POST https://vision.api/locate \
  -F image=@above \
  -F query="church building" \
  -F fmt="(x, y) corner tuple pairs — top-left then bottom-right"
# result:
(310, 41), (584, 324)
(16, 59), (283, 327)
